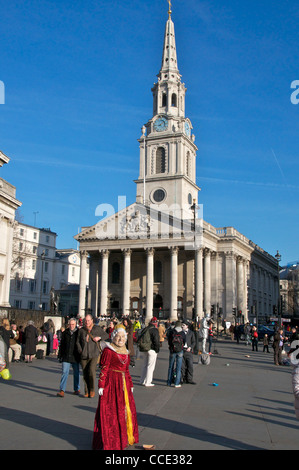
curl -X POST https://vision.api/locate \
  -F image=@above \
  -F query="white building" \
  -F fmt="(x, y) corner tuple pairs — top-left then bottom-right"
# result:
(10, 223), (87, 313)
(0, 151), (22, 307)
(75, 7), (278, 324)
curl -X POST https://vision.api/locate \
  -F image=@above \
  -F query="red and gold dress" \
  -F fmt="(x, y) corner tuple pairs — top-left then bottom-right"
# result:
(92, 344), (139, 450)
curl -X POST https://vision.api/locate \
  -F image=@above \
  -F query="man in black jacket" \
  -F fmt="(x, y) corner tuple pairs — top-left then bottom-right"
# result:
(57, 318), (81, 397)
(181, 319), (196, 384)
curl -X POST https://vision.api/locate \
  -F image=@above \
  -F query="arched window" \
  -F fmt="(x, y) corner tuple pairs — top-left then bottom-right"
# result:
(171, 93), (177, 107)
(156, 147), (166, 173)
(112, 262), (120, 284)
(154, 260), (162, 283)
(162, 93), (167, 107)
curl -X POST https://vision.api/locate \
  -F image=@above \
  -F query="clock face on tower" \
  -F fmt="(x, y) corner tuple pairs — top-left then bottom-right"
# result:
(154, 117), (168, 132)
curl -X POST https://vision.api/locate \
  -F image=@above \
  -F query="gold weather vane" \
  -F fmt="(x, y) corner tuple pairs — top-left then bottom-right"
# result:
(167, 0), (172, 18)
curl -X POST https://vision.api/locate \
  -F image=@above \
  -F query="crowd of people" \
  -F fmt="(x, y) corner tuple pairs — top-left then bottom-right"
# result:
(2, 312), (299, 450)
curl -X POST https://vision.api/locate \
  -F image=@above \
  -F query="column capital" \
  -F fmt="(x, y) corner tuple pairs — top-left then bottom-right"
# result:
(80, 250), (88, 259)
(169, 246), (179, 255)
(122, 248), (132, 256)
(145, 247), (155, 256)
(99, 249), (110, 258)
(203, 247), (211, 257)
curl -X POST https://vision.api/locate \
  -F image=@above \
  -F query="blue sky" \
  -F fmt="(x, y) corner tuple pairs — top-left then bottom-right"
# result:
(0, 0), (298, 265)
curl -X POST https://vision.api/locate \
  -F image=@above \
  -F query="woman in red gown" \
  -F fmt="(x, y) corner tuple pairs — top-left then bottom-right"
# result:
(92, 324), (139, 450)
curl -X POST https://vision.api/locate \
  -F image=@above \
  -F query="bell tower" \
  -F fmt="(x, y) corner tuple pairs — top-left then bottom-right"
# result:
(135, 3), (200, 219)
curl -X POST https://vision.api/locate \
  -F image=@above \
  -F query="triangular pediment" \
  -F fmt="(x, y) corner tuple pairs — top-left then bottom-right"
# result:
(75, 202), (199, 243)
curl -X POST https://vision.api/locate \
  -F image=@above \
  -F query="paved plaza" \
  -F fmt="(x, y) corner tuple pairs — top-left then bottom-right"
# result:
(0, 337), (298, 451)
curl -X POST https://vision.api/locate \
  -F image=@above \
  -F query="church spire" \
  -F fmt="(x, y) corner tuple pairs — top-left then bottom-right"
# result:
(158, 1), (180, 83)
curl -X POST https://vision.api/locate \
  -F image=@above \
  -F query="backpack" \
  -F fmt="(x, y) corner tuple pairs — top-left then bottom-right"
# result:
(137, 327), (151, 352)
(171, 331), (184, 353)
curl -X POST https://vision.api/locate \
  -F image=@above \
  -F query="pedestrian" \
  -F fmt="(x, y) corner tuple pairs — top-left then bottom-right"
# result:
(158, 321), (166, 347)
(166, 320), (185, 387)
(57, 318), (81, 397)
(92, 324), (139, 450)
(244, 323), (251, 346)
(235, 323), (241, 344)
(76, 314), (109, 398)
(181, 319), (196, 385)
(53, 332), (59, 356)
(0, 318), (11, 366)
(139, 317), (160, 387)
(9, 323), (22, 362)
(24, 320), (38, 363)
(263, 334), (270, 353)
(208, 320), (214, 354)
(122, 317), (135, 367)
(273, 328), (286, 366)
(251, 326), (258, 352)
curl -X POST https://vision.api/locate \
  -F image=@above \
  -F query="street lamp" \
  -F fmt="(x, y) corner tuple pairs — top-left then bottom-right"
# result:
(275, 250), (282, 326)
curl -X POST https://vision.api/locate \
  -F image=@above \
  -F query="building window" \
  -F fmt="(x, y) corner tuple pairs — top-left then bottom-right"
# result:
(72, 267), (75, 277)
(32, 259), (36, 270)
(29, 279), (36, 293)
(44, 262), (48, 273)
(171, 93), (177, 107)
(162, 92), (167, 107)
(28, 301), (35, 310)
(62, 265), (65, 274)
(33, 246), (37, 254)
(156, 147), (166, 173)
(33, 232), (37, 240)
(15, 300), (22, 308)
(43, 281), (48, 294)
(45, 249), (49, 256)
(46, 235), (50, 243)
(15, 279), (23, 291)
(20, 228), (24, 236)
(112, 262), (120, 284)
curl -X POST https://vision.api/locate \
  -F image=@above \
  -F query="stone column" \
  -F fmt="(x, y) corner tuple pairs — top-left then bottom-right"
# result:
(204, 248), (211, 315)
(122, 248), (132, 316)
(195, 248), (203, 319)
(170, 246), (179, 322)
(225, 251), (237, 320)
(99, 249), (109, 316)
(237, 256), (244, 316)
(145, 247), (154, 324)
(78, 250), (88, 318)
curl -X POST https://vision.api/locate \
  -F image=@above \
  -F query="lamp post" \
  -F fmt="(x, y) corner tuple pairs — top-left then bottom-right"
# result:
(275, 250), (282, 327)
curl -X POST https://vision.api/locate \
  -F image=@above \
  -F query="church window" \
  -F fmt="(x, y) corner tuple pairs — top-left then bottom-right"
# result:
(152, 188), (166, 203)
(112, 262), (120, 284)
(162, 93), (167, 107)
(171, 93), (177, 107)
(156, 147), (166, 173)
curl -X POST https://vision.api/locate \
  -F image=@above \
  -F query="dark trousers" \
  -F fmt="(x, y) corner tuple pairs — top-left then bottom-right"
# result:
(181, 351), (194, 383)
(81, 357), (98, 394)
(274, 346), (283, 365)
(252, 338), (258, 351)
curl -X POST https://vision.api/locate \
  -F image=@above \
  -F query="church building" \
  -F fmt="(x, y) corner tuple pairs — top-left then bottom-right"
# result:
(75, 6), (278, 325)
